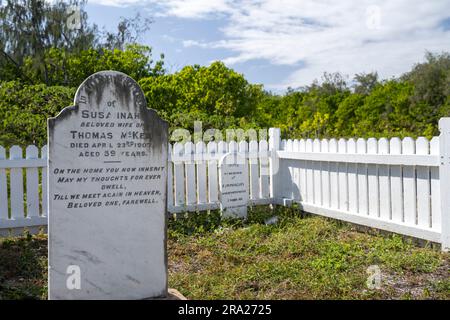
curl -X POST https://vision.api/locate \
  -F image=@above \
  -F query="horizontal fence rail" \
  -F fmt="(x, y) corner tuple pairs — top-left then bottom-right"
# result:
(277, 151), (440, 166)
(0, 120), (449, 251)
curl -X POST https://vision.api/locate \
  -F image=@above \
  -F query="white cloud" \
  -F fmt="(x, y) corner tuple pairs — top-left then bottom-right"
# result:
(84, 0), (142, 6)
(89, 0), (450, 89)
(87, 0), (232, 17)
(152, 0), (232, 18)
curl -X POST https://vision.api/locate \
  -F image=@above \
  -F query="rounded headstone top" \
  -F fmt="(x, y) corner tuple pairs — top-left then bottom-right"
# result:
(49, 70), (168, 154)
(74, 70), (147, 111)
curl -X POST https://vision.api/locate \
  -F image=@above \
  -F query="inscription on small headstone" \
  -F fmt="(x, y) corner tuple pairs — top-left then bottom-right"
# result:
(219, 153), (249, 218)
(48, 71), (168, 300)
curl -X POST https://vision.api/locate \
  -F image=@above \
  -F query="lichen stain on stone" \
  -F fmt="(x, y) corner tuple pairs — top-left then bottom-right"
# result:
(78, 73), (108, 108)
(114, 75), (133, 111)
(75, 72), (139, 111)
(139, 107), (169, 155)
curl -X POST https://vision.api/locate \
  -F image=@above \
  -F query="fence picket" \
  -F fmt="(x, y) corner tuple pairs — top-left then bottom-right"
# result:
(0, 147), (7, 220)
(259, 140), (270, 199)
(321, 139), (330, 207)
(299, 139), (307, 203)
(292, 140), (300, 201)
(167, 144), (174, 209)
(41, 145), (48, 216)
(329, 139), (339, 209)
(390, 138), (403, 223)
(185, 142), (196, 205)
(416, 137), (431, 228)
(173, 143), (185, 207)
(367, 138), (379, 217)
(378, 138), (391, 221)
(10, 146), (24, 219)
(402, 137), (416, 225)
(306, 139), (314, 204)
(229, 141), (238, 153)
(285, 139), (294, 200)
(356, 138), (368, 215)
(239, 140), (250, 201)
(26, 146), (40, 218)
(218, 141), (228, 155)
(207, 141), (219, 203)
(430, 137), (441, 231)
(249, 140), (260, 200)
(196, 142), (207, 204)
(347, 139), (358, 213)
(338, 139), (348, 211)
(313, 139), (322, 206)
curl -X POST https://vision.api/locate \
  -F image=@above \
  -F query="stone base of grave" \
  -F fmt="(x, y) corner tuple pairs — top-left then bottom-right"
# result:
(145, 288), (187, 300)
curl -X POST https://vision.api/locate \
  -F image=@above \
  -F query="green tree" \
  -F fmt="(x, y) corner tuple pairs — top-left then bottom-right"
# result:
(353, 72), (379, 95)
(402, 52), (450, 136)
(139, 62), (264, 133)
(403, 52), (450, 109)
(0, 0), (97, 83)
(353, 80), (415, 137)
(0, 1), (159, 85)
(334, 93), (365, 137)
(0, 81), (74, 147)
(103, 13), (153, 51)
(22, 44), (164, 87)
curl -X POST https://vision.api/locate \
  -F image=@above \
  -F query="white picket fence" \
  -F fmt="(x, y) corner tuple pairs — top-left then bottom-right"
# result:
(276, 134), (441, 242)
(0, 140), (271, 236)
(1, 121), (450, 250)
(167, 139), (271, 213)
(0, 145), (48, 236)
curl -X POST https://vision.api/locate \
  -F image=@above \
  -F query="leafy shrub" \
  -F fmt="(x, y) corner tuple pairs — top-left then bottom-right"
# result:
(0, 81), (74, 147)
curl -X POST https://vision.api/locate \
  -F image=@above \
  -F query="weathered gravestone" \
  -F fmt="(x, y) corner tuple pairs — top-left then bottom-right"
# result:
(219, 153), (249, 218)
(48, 71), (168, 300)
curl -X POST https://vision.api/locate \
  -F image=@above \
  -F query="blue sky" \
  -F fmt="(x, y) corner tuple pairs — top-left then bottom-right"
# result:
(83, 0), (450, 93)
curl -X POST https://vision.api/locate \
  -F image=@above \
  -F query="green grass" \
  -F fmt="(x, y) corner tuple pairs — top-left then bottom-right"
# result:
(0, 232), (47, 299)
(1, 206), (449, 299)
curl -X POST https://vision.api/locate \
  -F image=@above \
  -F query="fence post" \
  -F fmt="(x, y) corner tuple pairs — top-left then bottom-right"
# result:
(439, 118), (450, 251)
(269, 128), (281, 205)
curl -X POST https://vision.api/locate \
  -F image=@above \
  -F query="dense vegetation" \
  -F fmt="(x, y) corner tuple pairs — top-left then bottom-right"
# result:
(1, 1), (450, 148)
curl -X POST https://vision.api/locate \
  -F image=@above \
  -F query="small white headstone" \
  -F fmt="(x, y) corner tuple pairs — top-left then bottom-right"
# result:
(48, 71), (168, 300)
(219, 153), (249, 218)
